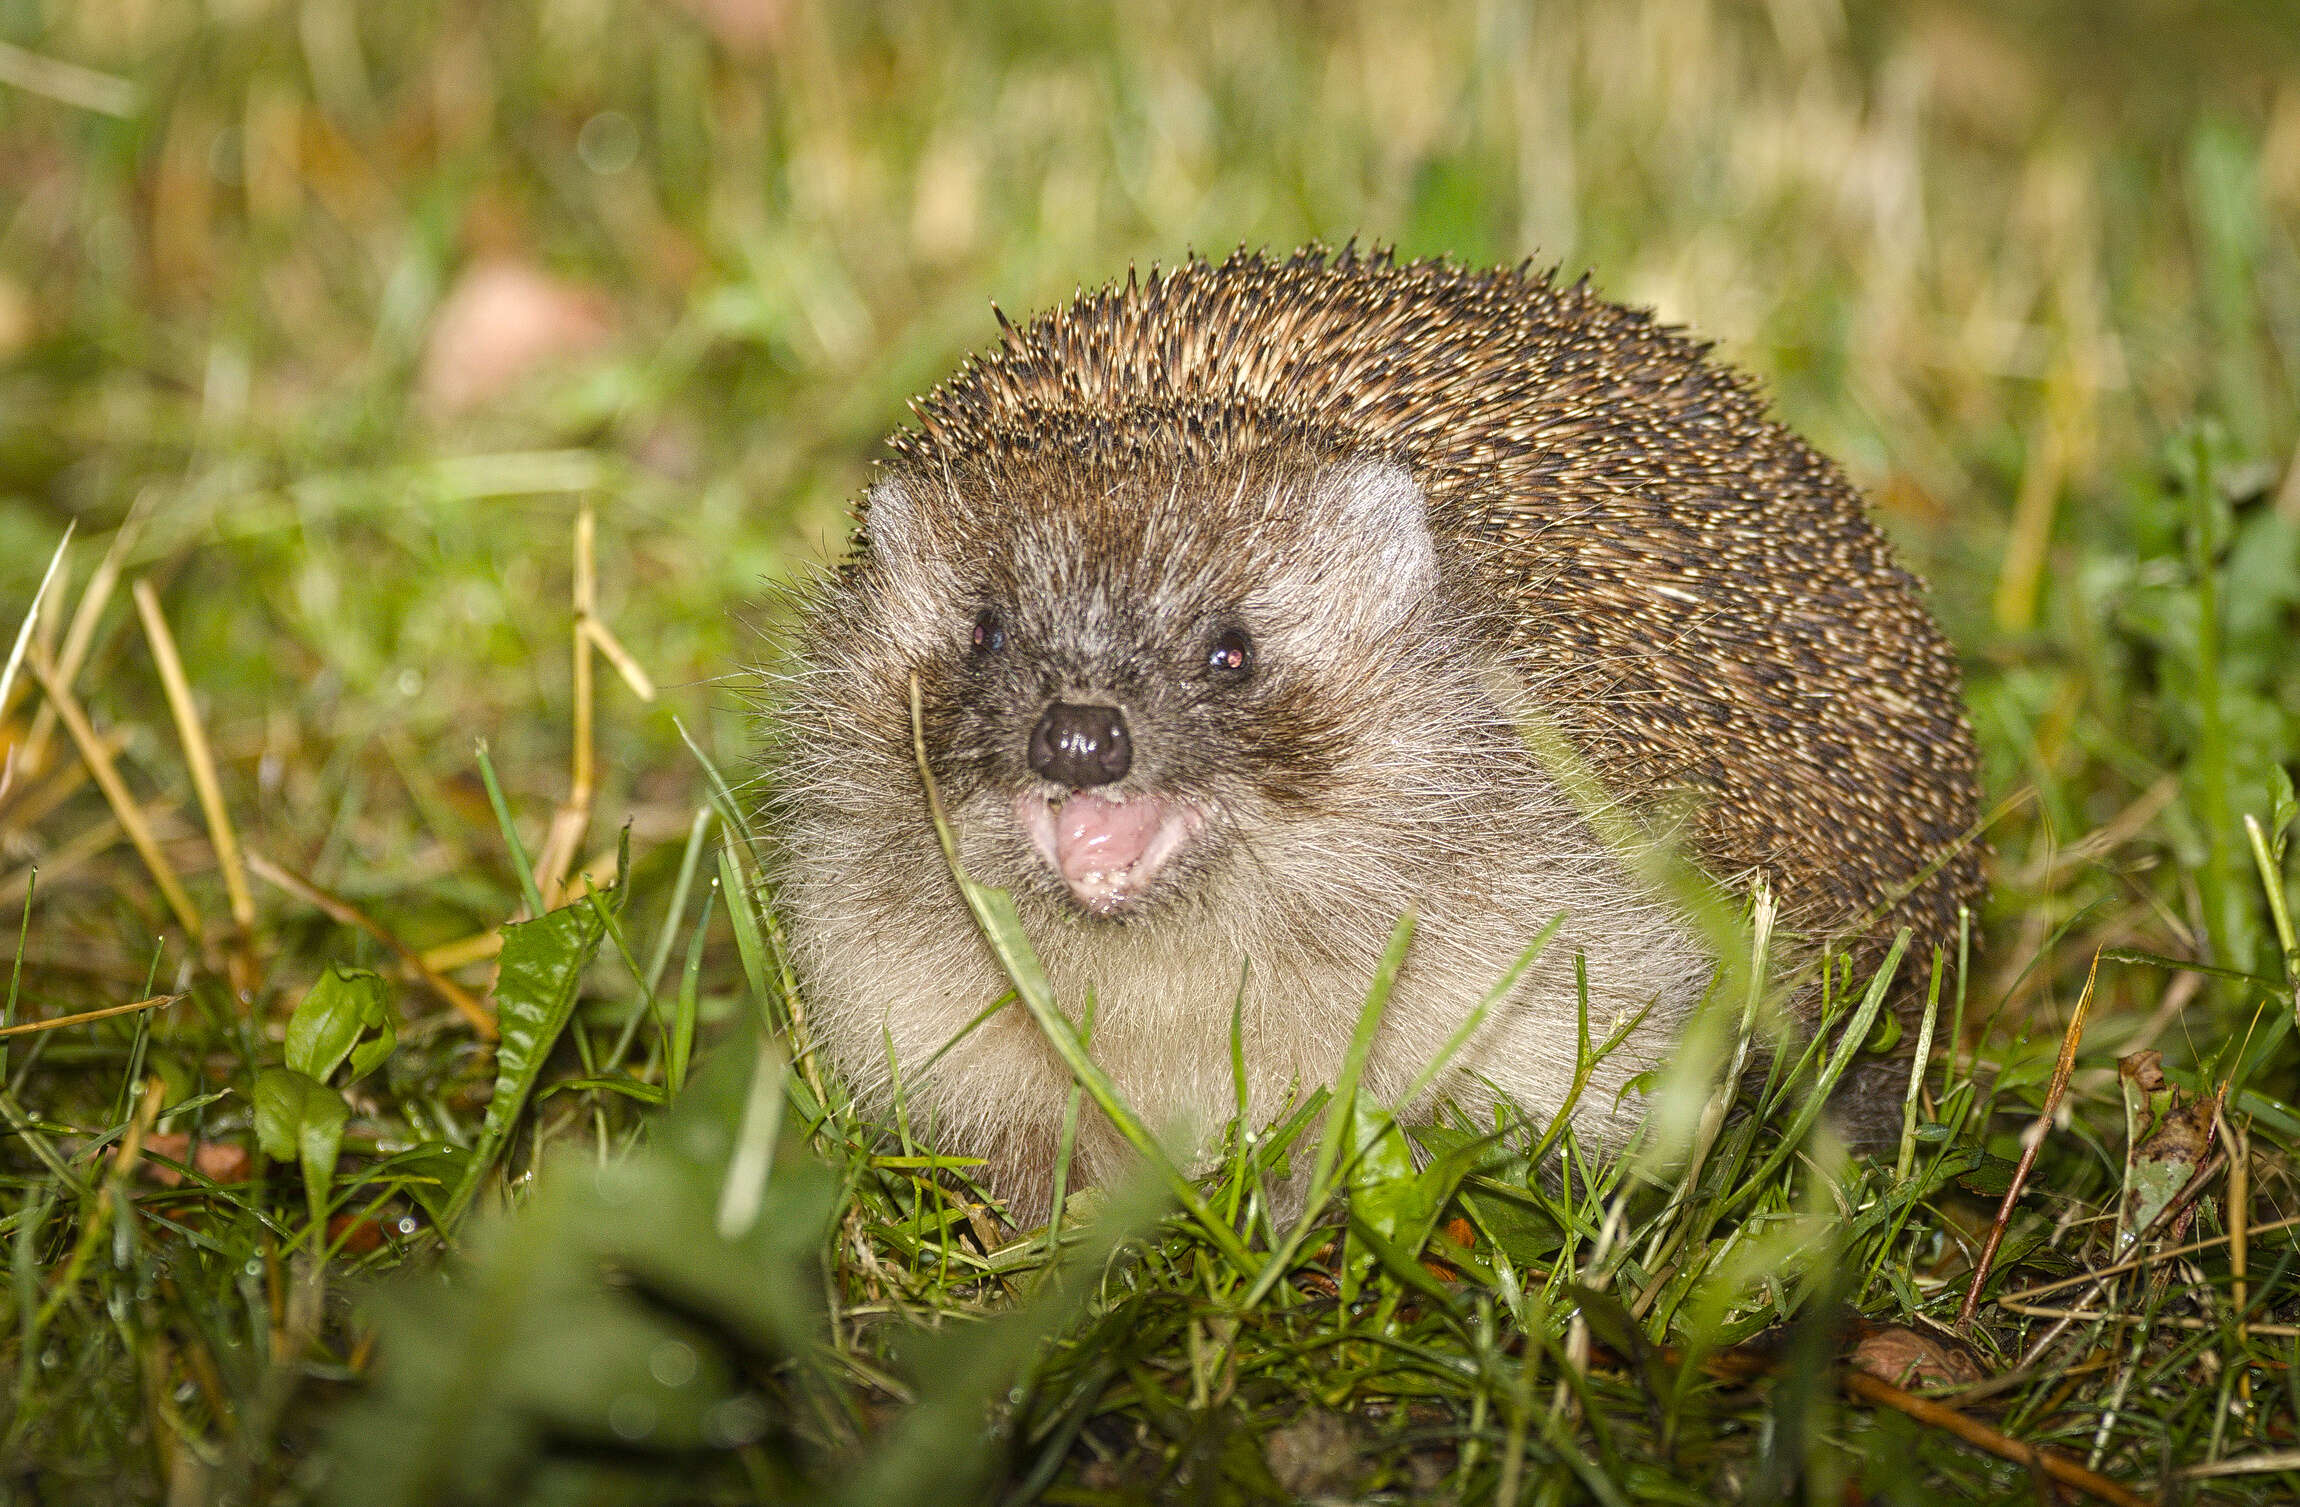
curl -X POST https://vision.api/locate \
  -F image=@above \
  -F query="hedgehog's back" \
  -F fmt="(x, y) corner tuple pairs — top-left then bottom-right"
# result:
(896, 247), (1984, 980)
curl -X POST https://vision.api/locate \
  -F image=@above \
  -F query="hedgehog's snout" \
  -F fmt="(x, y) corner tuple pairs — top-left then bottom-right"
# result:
(1028, 701), (1132, 787)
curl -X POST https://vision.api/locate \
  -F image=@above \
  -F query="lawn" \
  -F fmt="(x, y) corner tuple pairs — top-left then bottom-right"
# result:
(2, 1), (2298, 1502)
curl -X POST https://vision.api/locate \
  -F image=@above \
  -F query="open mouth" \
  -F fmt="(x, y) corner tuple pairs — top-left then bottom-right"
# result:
(1015, 791), (1204, 915)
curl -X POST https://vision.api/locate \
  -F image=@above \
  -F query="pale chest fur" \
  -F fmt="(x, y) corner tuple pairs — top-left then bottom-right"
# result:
(783, 801), (1709, 1217)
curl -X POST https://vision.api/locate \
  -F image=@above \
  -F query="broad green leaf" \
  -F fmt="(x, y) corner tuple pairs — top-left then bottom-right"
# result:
(2116, 1050), (2212, 1255)
(442, 892), (611, 1227)
(1345, 1095), (1420, 1242)
(285, 964), (396, 1084)
(1339, 1093), (1419, 1305)
(252, 1067), (312, 1163)
(255, 1066), (351, 1228)
(326, 1030), (843, 1507)
(1951, 1152), (2021, 1199)
(1396, 1127), (1508, 1256)
(1345, 1205), (1460, 1313)
(486, 895), (614, 1140)
(360, 1142), (471, 1228)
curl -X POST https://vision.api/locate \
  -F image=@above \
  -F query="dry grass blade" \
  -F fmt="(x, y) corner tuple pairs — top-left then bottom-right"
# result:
(1995, 1300), (2296, 1338)
(2221, 1103), (2250, 1341)
(0, 728), (115, 838)
(420, 930), (504, 971)
(15, 492), (150, 784)
(531, 505), (599, 909)
(2184, 1449), (2300, 1479)
(1958, 945), (2104, 1330)
(0, 992), (183, 1039)
(0, 522), (72, 733)
(582, 617), (657, 701)
(246, 851), (496, 1038)
(25, 648), (204, 946)
(133, 580), (254, 931)
(0, 38), (137, 116)
(1999, 1214), (2300, 1310)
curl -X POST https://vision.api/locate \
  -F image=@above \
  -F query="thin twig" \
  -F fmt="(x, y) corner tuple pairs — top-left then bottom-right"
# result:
(1958, 945), (2102, 1330)
(26, 649), (204, 946)
(1839, 1369), (2151, 1507)
(0, 992), (182, 1039)
(245, 852), (495, 1038)
(1674, 1346), (2151, 1507)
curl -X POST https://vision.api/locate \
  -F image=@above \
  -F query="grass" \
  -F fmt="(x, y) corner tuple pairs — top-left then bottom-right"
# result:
(2, 0), (2299, 1501)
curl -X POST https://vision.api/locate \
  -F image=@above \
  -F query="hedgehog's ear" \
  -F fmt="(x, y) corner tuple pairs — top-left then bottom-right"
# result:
(859, 476), (948, 580)
(1321, 458), (1440, 616)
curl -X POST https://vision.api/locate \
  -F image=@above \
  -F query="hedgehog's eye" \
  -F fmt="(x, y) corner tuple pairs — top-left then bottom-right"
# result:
(1206, 627), (1253, 677)
(971, 609), (1006, 654)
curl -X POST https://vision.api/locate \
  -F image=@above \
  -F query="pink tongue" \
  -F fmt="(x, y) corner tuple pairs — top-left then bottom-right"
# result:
(1054, 793), (1164, 888)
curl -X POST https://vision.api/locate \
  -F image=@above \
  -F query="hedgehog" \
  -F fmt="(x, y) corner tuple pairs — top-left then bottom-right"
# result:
(766, 245), (1983, 1222)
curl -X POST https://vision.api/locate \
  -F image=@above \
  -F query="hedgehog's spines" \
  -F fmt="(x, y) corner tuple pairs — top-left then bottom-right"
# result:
(881, 246), (1986, 974)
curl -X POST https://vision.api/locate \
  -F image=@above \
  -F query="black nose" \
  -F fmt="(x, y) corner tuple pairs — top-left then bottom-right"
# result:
(1028, 702), (1131, 787)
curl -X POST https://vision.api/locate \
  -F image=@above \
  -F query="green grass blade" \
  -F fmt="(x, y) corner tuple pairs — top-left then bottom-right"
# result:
(644, 806), (714, 996)
(0, 868), (32, 1081)
(473, 740), (546, 920)
(669, 884), (708, 1095)
(1712, 929), (1909, 1224)
(717, 845), (777, 1034)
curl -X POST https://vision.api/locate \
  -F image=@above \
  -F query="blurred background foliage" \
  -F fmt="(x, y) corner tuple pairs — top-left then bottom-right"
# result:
(2, 0), (2295, 1053)
(2, 0), (2300, 1500)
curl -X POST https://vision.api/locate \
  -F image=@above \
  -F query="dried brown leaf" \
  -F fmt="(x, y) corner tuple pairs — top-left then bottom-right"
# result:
(1851, 1324), (1988, 1390)
(418, 258), (616, 416)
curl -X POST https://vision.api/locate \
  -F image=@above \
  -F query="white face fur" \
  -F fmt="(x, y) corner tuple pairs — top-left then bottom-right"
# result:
(768, 453), (1712, 1219)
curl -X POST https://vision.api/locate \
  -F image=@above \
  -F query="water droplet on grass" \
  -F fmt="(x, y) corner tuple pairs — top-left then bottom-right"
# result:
(649, 1340), (697, 1388)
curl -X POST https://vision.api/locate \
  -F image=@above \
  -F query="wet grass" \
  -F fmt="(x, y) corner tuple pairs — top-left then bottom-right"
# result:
(2, 1), (2299, 1501)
